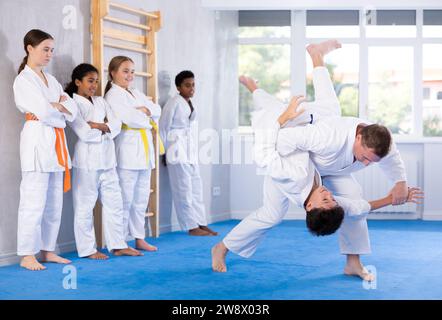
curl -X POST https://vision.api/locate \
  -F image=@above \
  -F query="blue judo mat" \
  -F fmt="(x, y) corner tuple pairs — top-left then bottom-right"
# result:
(1, 220), (442, 300)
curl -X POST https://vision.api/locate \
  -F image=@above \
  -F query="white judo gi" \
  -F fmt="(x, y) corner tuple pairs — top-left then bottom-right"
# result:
(105, 83), (161, 240)
(275, 66), (407, 255)
(159, 94), (207, 231)
(13, 65), (78, 256)
(223, 70), (371, 257)
(70, 94), (128, 257)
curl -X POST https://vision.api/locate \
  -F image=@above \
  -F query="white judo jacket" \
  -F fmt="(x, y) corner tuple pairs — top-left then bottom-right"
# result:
(70, 94), (121, 170)
(13, 65), (78, 172)
(105, 83), (161, 170)
(252, 89), (371, 217)
(159, 94), (198, 165)
(276, 116), (407, 183)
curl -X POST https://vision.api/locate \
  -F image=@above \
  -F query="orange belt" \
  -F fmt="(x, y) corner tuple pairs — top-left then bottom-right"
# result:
(25, 113), (71, 192)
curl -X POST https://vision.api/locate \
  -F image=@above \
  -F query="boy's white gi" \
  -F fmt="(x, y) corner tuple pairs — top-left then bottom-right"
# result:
(105, 83), (161, 240)
(159, 94), (207, 231)
(70, 94), (128, 257)
(13, 65), (78, 256)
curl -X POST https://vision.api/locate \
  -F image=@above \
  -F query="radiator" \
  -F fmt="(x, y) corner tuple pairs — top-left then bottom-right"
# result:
(352, 159), (419, 214)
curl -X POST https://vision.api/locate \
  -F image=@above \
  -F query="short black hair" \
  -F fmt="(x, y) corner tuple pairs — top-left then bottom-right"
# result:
(175, 70), (194, 87)
(306, 206), (345, 236)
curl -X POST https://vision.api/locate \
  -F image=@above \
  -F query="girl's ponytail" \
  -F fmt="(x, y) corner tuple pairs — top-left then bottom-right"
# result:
(104, 80), (113, 95)
(17, 55), (28, 74)
(64, 80), (77, 98)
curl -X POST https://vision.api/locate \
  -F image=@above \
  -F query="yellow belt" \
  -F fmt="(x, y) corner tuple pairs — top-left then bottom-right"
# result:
(121, 120), (165, 166)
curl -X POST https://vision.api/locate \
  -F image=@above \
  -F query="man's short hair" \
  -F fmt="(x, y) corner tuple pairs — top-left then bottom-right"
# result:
(360, 124), (392, 158)
(306, 206), (345, 236)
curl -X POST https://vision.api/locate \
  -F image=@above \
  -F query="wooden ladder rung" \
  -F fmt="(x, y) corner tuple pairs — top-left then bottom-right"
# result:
(103, 41), (152, 54)
(103, 68), (152, 78)
(135, 71), (153, 78)
(103, 27), (147, 45)
(104, 16), (151, 31)
(109, 2), (159, 19)
(145, 212), (155, 217)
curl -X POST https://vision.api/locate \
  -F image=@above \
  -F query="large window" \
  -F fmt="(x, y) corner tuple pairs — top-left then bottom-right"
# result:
(367, 47), (413, 134)
(237, 9), (442, 139)
(238, 11), (291, 127)
(423, 10), (442, 137)
(306, 11), (359, 117)
(239, 44), (290, 126)
(306, 44), (359, 117)
(423, 44), (442, 137)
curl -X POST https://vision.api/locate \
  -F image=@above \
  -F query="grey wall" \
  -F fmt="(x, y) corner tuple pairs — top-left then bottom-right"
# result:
(0, 0), (238, 265)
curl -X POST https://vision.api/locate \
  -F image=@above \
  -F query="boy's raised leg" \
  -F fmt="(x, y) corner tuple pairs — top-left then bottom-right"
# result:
(307, 39), (341, 67)
(239, 75), (259, 93)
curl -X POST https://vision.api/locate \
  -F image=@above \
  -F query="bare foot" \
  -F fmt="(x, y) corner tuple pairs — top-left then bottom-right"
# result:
(211, 242), (228, 272)
(199, 225), (218, 236)
(20, 255), (46, 271)
(135, 239), (158, 251)
(40, 251), (71, 264)
(189, 227), (211, 236)
(87, 251), (109, 260)
(307, 39), (342, 57)
(239, 75), (258, 93)
(344, 264), (375, 282)
(113, 247), (143, 256)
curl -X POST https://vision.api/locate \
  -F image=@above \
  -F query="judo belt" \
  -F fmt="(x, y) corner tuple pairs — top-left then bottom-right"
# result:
(25, 113), (71, 193)
(121, 121), (165, 166)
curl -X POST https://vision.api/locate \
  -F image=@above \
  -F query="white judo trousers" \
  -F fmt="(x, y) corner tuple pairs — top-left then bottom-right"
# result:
(117, 169), (151, 240)
(17, 172), (63, 256)
(323, 175), (371, 254)
(72, 168), (128, 257)
(167, 162), (207, 231)
(224, 176), (290, 258)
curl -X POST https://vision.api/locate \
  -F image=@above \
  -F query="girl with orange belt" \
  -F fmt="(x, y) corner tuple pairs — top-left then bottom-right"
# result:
(13, 29), (78, 271)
